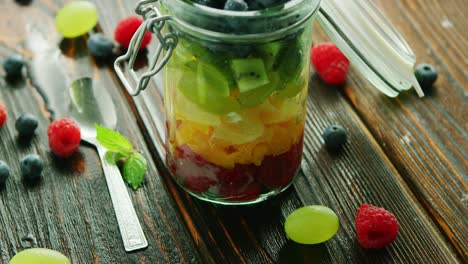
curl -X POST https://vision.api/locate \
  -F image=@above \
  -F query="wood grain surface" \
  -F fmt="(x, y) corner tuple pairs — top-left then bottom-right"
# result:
(0, 1), (198, 263)
(339, 0), (467, 258)
(0, 0), (466, 263)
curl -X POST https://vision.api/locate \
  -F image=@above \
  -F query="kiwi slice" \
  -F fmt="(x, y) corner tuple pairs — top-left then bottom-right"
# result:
(173, 38), (207, 64)
(175, 38), (236, 88)
(273, 69), (307, 99)
(256, 41), (283, 70)
(238, 71), (280, 108)
(177, 66), (240, 115)
(175, 38), (228, 66)
(231, 58), (269, 93)
(274, 37), (304, 83)
(197, 62), (230, 101)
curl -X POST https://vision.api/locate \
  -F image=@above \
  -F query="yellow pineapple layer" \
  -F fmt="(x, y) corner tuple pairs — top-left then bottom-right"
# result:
(174, 117), (305, 168)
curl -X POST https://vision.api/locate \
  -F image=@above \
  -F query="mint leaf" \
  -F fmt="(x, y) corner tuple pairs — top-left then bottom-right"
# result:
(104, 151), (128, 165)
(95, 125), (133, 155)
(122, 152), (147, 190)
(104, 151), (116, 164)
(95, 125), (147, 190)
(114, 152), (127, 162)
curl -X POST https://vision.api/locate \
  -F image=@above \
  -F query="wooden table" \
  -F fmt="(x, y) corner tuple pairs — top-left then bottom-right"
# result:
(0, 0), (466, 263)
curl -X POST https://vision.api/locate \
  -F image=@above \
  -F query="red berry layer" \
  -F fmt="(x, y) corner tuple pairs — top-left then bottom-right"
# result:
(167, 136), (303, 202)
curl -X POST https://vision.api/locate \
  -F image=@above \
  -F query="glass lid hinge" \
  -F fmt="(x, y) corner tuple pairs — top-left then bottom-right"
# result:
(114, 0), (178, 96)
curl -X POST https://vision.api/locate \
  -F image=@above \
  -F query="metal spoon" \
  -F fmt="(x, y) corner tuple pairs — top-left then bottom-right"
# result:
(69, 77), (148, 252)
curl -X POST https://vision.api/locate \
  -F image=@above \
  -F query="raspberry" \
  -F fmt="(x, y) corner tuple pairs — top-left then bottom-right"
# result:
(174, 145), (218, 192)
(47, 118), (81, 158)
(311, 42), (350, 85)
(258, 137), (303, 188)
(355, 204), (399, 249)
(184, 175), (216, 193)
(176, 144), (210, 166)
(220, 182), (261, 202)
(0, 103), (7, 128)
(218, 163), (258, 187)
(114, 16), (152, 49)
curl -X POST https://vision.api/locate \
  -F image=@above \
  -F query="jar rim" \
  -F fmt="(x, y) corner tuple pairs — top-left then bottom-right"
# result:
(174, 0), (312, 18)
(163, 0), (320, 41)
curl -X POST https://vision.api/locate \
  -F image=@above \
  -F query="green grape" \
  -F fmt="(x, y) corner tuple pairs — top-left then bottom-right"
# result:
(9, 248), (70, 264)
(55, 1), (98, 38)
(285, 205), (339, 244)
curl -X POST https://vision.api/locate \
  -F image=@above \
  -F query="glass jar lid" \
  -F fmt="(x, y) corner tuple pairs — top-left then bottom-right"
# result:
(317, 0), (424, 97)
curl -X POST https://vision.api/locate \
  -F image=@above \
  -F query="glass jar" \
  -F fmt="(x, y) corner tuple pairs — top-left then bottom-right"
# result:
(160, 0), (318, 204)
(115, 0), (422, 205)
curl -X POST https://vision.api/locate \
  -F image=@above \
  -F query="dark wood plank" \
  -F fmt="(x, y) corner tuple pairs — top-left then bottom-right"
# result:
(0, 1), (198, 263)
(96, 1), (461, 262)
(311, 0), (467, 258)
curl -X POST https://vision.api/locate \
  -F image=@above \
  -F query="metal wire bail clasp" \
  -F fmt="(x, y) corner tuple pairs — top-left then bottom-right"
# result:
(114, 0), (178, 96)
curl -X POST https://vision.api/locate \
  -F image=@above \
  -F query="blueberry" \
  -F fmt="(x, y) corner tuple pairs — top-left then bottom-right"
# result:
(193, 0), (222, 8)
(0, 161), (10, 185)
(14, 0), (33, 5)
(415, 64), (437, 91)
(246, 0), (262, 10)
(3, 55), (25, 79)
(204, 41), (253, 57)
(230, 45), (254, 57)
(323, 125), (347, 150)
(246, 0), (286, 10)
(20, 154), (44, 182)
(15, 113), (38, 137)
(87, 33), (115, 59)
(224, 0), (249, 11)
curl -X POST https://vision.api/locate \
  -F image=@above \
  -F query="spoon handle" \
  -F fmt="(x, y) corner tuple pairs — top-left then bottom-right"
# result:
(97, 144), (148, 252)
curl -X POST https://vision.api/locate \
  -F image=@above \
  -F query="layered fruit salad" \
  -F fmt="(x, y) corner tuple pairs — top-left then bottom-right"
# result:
(163, 1), (312, 203)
